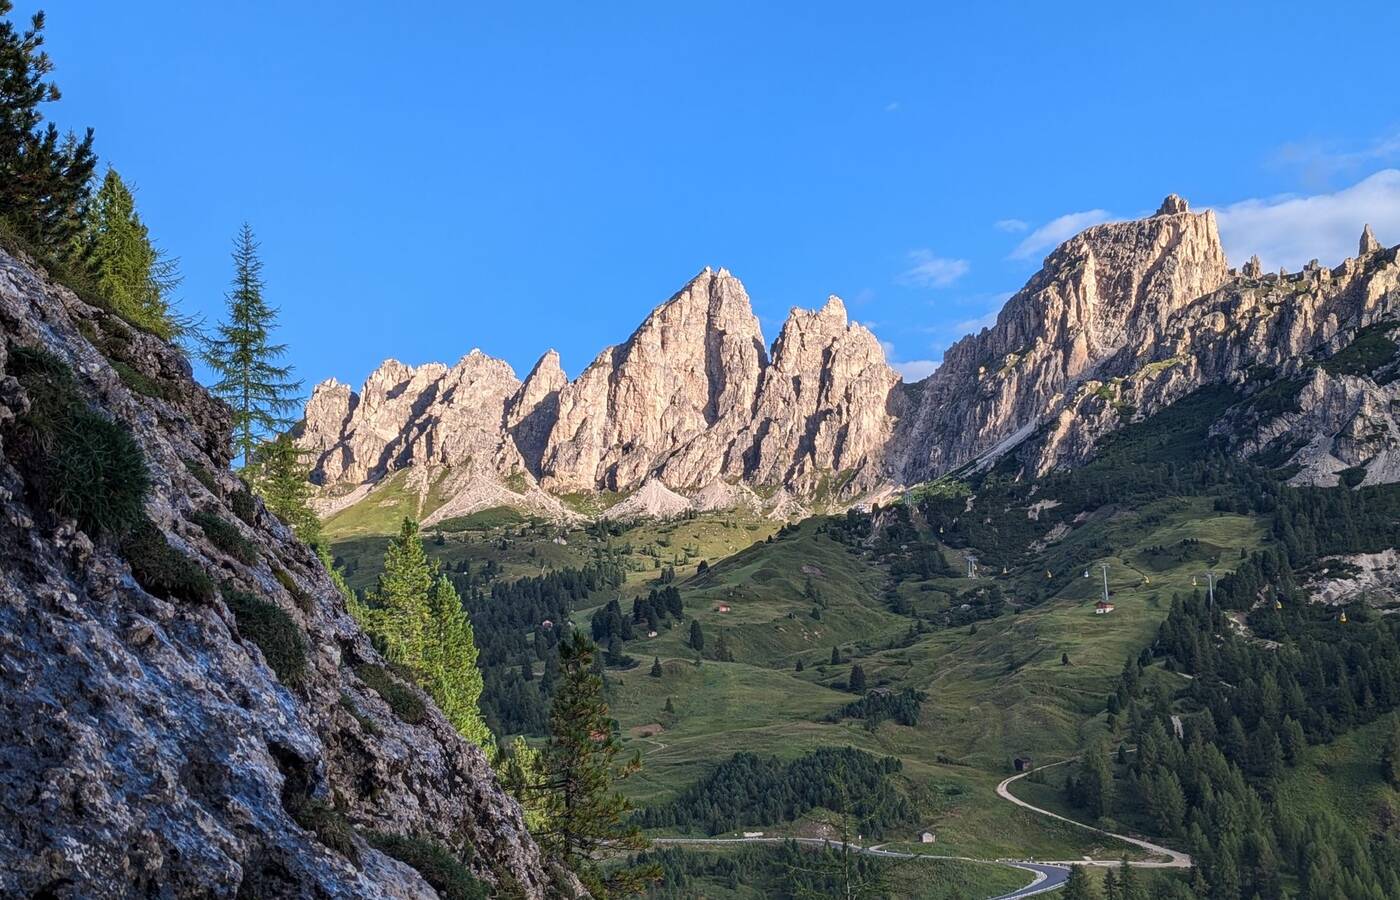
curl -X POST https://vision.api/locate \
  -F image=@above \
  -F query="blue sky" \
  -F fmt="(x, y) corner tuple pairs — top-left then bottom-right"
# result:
(28, 1), (1400, 388)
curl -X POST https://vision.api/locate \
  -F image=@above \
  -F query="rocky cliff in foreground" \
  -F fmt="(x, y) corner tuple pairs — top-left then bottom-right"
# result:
(0, 249), (566, 897)
(302, 197), (1400, 525)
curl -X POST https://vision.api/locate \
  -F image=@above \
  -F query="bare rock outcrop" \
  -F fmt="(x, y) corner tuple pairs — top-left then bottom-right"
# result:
(737, 295), (899, 493)
(302, 199), (1400, 522)
(0, 249), (566, 897)
(893, 196), (1229, 481)
(302, 267), (900, 517)
(538, 267), (769, 493)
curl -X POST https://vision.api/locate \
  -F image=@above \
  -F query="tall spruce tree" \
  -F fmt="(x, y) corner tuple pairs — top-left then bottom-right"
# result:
(78, 168), (178, 337)
(250, 433), (320, 546)
(1062, 865), (1099, 900)
(204, 224), (300, 467)
(532, 631), (658, 896)
(351, 520), (491, 747)
(0, 3), (95, 253)
(372, 518), (434, 667)
(423, 573), (491, 749)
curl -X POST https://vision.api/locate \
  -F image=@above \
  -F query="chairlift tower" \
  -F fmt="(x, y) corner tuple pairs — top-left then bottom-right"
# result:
(965, 552), (977, 579)
(1084, 563), (1110, 603)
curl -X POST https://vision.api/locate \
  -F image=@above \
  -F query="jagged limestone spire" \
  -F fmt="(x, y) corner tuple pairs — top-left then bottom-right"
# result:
(1155, 194), (1189, 216)
(1360, 224), (1382, 256)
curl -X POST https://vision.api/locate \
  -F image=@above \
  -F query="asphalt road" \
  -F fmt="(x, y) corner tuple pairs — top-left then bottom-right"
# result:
(652, 836), (1069, 898)
(652, 752), (1192, 898)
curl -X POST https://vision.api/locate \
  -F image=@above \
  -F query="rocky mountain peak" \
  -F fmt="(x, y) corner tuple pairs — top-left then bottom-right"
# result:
(1362, 223), (1383, 256)
(894, 196), (1228, 481)
(1156, 193), (1190, 216)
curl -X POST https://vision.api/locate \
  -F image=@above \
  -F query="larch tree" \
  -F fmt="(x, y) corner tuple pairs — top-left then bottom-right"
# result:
(251, 433), (320, 546)
(78, 168), (178, 337)
(203, 223), (300, 468)
(531, 630), (658, 896)
(0, 2), (96, 254)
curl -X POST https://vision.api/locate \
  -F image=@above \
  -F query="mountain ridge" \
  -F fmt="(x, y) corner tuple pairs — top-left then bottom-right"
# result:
(301, 197), (1400, 529)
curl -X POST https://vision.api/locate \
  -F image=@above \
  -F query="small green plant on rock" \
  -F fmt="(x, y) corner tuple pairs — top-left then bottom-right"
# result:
(224, 583), (307, 687)
(5, 344), (150, 537)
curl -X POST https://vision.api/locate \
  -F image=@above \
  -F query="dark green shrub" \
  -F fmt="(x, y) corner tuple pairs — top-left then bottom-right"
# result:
(229, 487), (258, 526)
(191, 509), (259, 564)
(353, 663), (426, 724)
(363, 832), (488, 900)
(6, 344), (150, 536)
(120, 519), (216, 603)
(183, 458), (220, 495)
(273, 564), (314, 614)
(110, 360), (169, 400)
(225, 584), (307, 687)
(288, 797), (359, 864)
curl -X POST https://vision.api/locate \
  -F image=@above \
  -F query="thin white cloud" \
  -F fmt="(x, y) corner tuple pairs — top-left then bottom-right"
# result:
(1010, 209), (1116, 260)
(951, 310), (1000, 335)
(1273, 130), (1400, 186)
(884, 101), (900, 113)
(1212, 169), (1400, 272)
(893, 359), (940, 381)
(898, 249), (970, 288)
(995, 218), (1029, 233)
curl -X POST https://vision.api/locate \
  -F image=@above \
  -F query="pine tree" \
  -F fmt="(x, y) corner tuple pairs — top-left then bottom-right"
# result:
(78, 168), (178, 337)
(663, 697), (675, 715)
(204, 224), (301, 467)
(532, 631), (659, 895)
(250, 433), (320, 546)
(831, 645), (841, 665)
(649, 656), (662, 678)
(500, 735), (547, 831)
(688, 619), (704, 652)
(1075, 736), (1113, 820)
(0, 3), (96, 253)
(848, 664), (867, 693)
(795, 658), (805, 673)
(1062, 865), (1099, 900)
(360, 520), (490, 747)
(1117, 858), (1143, 900)
(424, 573), (491, 749)
(373, 518), (434, 667)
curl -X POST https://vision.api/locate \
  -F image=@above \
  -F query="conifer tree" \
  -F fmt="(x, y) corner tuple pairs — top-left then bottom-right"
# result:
(204, 224), (300, 467)
(1062, 865), (1098, 900)
(251, 433), (320, 546)
(78, 168), (178, 337)
(848, 664), (867, 693)
(688, 619), (704, 652)
(374, 518), (434, 667)
(532, 631), (659, 895)
(0, 3), (95, 253)
(360, 519), (490, 747)
(500, 735), (547, 830)
(424, 573), (491, 749)
(649, 656), (662, 678)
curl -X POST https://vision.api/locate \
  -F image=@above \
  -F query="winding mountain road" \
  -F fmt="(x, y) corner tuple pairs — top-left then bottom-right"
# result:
(995, 758), (1193, 869)
(652, 754), (1191, 897)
